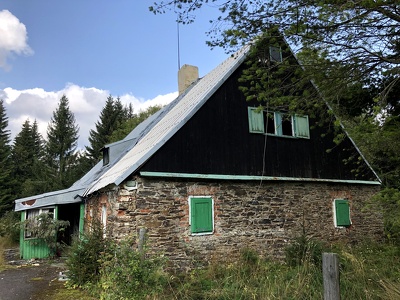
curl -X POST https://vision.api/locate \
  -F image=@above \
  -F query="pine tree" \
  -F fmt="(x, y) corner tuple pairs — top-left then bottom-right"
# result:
(46, 95), (79, 189)
(86, 95), (126, 164)
(0, 99), (13, 215)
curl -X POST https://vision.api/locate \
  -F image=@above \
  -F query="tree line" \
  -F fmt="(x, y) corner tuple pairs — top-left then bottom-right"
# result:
(0, 95), (161, 216)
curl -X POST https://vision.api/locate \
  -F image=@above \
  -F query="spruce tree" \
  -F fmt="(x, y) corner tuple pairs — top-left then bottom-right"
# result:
(46, 95), (79, 189)
(86, 95), (126, 164)
(0, 99), (13, 215)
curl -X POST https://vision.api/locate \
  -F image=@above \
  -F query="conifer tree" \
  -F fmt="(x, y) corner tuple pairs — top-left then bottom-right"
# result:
(86, 95), (126, 164)
(0, 99), (13, 215)
(46, 95), (79, 189)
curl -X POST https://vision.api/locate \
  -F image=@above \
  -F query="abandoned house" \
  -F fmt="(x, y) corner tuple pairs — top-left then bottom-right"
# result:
(15, 37), (383, 267)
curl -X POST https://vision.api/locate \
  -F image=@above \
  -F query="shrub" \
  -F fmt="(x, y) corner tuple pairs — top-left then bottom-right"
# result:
(285, 234), (325, 267)
(66, 219), (110, 287)
(0, 211), (20, 243)
(98, 238), (167, 300)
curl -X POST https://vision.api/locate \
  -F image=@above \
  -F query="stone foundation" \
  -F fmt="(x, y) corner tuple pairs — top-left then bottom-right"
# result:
(85, 177), (382, 270)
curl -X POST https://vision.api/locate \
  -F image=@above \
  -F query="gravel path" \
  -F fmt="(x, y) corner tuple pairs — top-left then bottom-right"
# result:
(0, 261), (66, 300)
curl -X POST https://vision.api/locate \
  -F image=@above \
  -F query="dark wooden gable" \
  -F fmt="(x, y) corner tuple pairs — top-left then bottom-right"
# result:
(140, 59), (377, 182)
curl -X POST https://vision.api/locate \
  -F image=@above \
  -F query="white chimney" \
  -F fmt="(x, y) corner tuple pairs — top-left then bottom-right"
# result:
(178, 64), (199, 94)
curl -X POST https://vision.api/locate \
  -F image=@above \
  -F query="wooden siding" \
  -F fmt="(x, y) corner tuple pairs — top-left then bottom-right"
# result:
(140, 65), (376, 182)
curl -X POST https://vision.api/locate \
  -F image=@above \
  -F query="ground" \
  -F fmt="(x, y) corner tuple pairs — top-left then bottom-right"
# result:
(0, 259), (66, 300)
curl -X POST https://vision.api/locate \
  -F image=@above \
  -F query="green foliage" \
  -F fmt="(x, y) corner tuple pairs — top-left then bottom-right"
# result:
(97, 238), (167, 300)
(66, 219), (110, 287)
(46, 95), (79, 189)
(108, 105), (162, 143)
(373, 188), (400, 243)
(285, 235), (325, 267)
(23, 212), (70, 255)
(0, 210), (20, 242)
(0, 99), (14, 216)
(86, 95), (126, 165)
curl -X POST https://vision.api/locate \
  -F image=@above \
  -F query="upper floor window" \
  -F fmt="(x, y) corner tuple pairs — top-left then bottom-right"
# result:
(269, 46), (282, 63)
(248, 107), (310, 139)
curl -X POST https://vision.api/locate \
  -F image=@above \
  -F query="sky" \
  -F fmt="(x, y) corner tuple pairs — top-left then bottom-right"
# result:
(0, 1), (228, 149)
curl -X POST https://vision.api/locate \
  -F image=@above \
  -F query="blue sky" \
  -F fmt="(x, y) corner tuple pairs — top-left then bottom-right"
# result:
(0, 1), (227, 148)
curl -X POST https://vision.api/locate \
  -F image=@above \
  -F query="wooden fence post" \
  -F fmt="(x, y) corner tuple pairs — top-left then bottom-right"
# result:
(323, 252), (340, 300)
(138, 227), (147, 259)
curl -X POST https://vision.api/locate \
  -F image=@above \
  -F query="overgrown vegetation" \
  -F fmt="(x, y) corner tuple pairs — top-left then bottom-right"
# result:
(63, 230), (400, 299)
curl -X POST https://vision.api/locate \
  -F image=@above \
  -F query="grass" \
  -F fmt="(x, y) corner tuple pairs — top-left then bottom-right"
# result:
(0, 235), (18, 271)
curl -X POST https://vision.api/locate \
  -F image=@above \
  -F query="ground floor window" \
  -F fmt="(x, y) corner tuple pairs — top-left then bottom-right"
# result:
(189, 196), (214, 235)
(24, 207), (55, 238)
(333, 199), (351, 227)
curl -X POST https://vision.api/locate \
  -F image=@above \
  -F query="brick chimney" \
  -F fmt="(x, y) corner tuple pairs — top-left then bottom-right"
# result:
(178, 64), (199, 94)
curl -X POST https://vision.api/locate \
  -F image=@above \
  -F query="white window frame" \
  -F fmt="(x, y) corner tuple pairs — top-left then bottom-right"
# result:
(188, 196), (214, 236)
(24, 206), (55, 239)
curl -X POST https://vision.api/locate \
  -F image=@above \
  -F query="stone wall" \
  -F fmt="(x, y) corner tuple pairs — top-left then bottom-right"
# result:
(85, 177), (382, 270)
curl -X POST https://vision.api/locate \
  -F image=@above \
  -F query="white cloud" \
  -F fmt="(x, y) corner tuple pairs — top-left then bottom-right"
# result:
(0, 10), (33, 70)
(2, 84), (178, 149)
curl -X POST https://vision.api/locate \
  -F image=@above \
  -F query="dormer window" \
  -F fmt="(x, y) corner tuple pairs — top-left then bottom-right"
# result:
(103, 147), (110, 166)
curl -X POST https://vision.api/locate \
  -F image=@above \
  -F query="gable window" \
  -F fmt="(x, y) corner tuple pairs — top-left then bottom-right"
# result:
(269, 46), (282, 63)
(189, 196), (214, 235)
(25, 207), (55, 238)
(333, 199), (351, 227)
(248, 107), (310, 139)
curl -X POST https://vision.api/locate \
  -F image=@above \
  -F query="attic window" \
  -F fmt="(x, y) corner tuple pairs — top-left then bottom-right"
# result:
(103, 147), (109, 166)
(248, 107), (310, 139)
(269, 46), (282, 63)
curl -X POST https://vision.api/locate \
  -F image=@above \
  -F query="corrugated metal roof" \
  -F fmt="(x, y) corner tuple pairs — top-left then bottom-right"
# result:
(83, 46), (250, 196)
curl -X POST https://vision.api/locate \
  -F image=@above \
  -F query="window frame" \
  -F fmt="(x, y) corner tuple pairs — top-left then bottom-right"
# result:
(269, 46), (283, 63)
(248, 107), (310, 139)
(24, 206), (55, 239)
(188, 196), (214, 236)
(333, 199), (351, 228)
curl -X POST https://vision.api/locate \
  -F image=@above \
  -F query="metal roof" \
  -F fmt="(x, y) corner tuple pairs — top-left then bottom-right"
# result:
(83, 46), (250, 196)
(14, 45), (250, 210)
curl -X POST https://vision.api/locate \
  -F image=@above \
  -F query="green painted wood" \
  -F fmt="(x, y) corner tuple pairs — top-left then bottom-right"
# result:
(191, 197), (213, 233)
(21, 238), (51, 259)
(335, 199), (351, 227)
(140, 171), (381, 185)
(248, 107), (264, 133)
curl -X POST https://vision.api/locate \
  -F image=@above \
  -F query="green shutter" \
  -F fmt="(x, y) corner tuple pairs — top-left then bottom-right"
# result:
(191, 197), (213, 233)
(248, 107), (264, 133)
(335, 199), (351, 227)
(294, 115), (310, 138)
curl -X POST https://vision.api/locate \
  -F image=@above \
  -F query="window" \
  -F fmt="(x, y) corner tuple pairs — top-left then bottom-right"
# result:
(269, 46), (282, 63)
(25, 207), (55, 238)
(189, 196), (214, 235)
(103, 147), (110, 166)
(248, 107), (310, 139)
(334, 199), (351, 227)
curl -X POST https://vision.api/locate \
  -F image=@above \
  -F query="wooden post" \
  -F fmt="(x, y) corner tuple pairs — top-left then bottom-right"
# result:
(138, 227), (147, 259)
(323, 253), (340, 300)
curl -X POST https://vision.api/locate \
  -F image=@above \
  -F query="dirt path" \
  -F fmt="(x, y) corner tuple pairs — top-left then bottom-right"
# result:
(0, 261), (66, 300)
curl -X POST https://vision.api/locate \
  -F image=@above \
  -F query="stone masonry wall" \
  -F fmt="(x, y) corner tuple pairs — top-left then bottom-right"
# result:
(85, 177), (382, 270)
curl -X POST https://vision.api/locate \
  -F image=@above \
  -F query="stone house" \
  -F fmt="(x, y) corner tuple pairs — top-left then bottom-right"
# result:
(15, 39), (382, 266)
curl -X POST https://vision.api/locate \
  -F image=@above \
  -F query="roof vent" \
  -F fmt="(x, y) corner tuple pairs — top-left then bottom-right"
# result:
(178, 64), (199, 94)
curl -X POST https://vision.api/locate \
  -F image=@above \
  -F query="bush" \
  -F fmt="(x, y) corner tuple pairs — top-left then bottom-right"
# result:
(66, 219), (109, 287)
(285, 234), (325, 267)
(98, 238), (167, 300)
(0, 211), (20, 243)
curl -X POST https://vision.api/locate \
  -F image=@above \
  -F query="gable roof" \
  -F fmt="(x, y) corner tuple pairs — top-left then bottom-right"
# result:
(15, 39), (381, 211)
(82, 45), (251, 196)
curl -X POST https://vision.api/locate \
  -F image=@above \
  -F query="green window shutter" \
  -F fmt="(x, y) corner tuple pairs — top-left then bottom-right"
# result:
(294, 114), (310, 138)
(248, 107), (264, 133)
(190, 197), (213, 234)
(335, 199), (351, 227)
(274, 112), (283, 136)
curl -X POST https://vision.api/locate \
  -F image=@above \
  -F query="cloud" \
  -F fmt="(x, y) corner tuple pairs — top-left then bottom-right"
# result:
(2, 84), (178, 149)
(0, 10), (33, 70)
